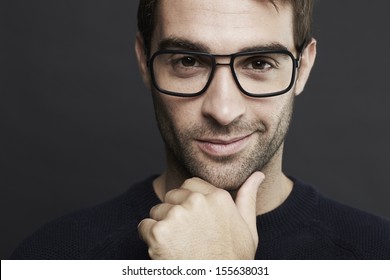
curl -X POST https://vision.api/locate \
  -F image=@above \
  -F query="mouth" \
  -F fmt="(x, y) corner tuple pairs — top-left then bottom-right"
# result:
(196, 134), (253, 158)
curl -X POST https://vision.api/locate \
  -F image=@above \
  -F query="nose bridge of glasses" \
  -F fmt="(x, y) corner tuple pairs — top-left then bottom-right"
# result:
(212, 55), (237, 86)
(212, 55), (235, 82)
(215, 62), (231, 66)
(213, 54), (234, 66)
(209, 58), (241, 95)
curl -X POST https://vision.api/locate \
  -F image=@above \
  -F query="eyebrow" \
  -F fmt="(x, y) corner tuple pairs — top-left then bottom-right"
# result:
(158, 37), (211, 52)
(157, 37), (290, 54)
(240, 43), (289, 53)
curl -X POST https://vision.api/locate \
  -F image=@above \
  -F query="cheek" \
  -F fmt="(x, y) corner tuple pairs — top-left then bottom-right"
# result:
(249, 94), (294, 130)
(248, 99), (280, 122)
(153, 93), (197, 131)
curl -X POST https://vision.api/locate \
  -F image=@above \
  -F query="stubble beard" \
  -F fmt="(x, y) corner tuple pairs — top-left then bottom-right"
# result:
(153, 94), (295, 191)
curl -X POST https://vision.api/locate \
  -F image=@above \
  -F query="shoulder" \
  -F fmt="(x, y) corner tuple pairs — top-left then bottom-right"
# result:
(317, 193), (390, 258)
(294, 179), (390, 259)
(9, 176), (159, 259)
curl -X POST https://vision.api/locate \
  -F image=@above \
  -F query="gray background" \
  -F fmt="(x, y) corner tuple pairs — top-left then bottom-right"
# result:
(1, 0), (389, 259)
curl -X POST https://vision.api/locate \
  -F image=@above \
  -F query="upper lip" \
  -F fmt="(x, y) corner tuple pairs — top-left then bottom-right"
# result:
(197, 134), (252, 145)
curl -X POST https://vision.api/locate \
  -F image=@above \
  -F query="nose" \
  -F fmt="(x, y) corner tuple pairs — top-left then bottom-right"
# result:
(201, 66), (246, 126)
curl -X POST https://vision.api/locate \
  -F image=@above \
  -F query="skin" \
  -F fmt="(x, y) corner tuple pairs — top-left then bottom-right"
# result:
(136, 0), (317, 259)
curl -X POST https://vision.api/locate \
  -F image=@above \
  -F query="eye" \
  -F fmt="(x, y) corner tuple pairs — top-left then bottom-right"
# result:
(250, 59), (272, 70)
(170, 55), (202, 68)
(236, 54), (279, 72)
(243, 56), (276, 71)
(181, 56), (198, 67)
(166, 53), (210, 78)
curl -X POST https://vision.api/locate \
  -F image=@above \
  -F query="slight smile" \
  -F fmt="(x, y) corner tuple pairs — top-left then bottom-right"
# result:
(196, 134), (253, 158)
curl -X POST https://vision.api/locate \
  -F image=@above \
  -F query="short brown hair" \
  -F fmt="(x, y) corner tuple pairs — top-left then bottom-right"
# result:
(137, 0), (314, 56)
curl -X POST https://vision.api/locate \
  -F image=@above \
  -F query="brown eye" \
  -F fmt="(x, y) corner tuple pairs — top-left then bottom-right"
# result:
(251, 60), (271, 70)
(181, 56), (197, 67)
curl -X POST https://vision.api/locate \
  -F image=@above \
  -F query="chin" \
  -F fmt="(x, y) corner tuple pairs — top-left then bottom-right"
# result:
(192, 167), (252, 191)
(206, 180), (240, 191)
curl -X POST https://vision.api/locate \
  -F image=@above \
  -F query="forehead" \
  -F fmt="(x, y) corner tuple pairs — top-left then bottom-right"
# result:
(152, 0), (295, 53)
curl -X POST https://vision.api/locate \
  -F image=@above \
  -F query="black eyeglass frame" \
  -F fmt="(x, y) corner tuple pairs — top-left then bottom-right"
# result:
(147, 49), (302, 98)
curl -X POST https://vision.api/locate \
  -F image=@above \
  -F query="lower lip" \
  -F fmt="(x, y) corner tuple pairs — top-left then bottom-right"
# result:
(197, 135), (252, 157)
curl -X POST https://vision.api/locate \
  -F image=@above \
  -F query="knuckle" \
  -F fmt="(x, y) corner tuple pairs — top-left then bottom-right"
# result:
(182, 177), (204, 189)
(211, 189), (233, 204)
(182, 178), (195, 188)
(186, 192), (205, 205)
(164, 189), (176, 201)
(137, 220), (145, 232)
(149, 204), (159, 217)
(167, 204), (184, 218)
(150, 221), (168, 241)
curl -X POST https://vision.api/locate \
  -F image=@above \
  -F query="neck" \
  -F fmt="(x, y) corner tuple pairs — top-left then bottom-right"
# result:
(153, 144), (293, 216)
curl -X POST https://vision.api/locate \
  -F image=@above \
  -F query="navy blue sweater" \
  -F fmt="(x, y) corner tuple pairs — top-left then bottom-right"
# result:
(9, 177), (390, 259)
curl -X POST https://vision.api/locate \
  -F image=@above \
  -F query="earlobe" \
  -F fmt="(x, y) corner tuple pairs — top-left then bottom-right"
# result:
(294, 38), (317, 96)
(135, 32), (151, 89)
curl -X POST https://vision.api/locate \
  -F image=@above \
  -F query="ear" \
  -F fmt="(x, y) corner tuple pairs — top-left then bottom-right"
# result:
(294, 38), (317, 96)
(135, 32), (151, 89)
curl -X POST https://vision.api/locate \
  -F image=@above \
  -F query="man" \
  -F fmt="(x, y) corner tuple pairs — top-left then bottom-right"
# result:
(10, 0), (390, 259)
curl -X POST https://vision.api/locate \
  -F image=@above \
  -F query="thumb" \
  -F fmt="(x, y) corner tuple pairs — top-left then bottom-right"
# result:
(235, 172), (265, 235)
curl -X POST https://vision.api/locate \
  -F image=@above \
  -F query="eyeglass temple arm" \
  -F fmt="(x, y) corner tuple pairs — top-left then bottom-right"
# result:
(296, 39), (310, 68)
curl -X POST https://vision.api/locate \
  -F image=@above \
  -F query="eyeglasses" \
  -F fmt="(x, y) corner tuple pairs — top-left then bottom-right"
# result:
(147, 49), (301, 98)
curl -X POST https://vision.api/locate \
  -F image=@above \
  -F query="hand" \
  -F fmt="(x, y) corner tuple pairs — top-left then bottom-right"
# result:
(138, 172), (265, 259)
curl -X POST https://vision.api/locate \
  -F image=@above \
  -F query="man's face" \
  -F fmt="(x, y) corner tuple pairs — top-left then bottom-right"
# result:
(138, 0), (310, 190)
